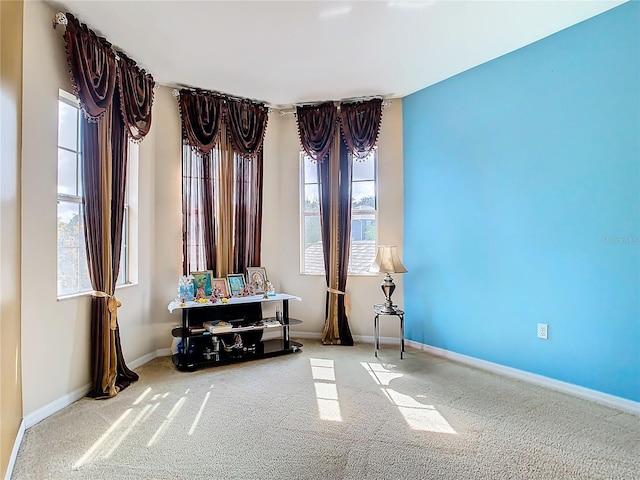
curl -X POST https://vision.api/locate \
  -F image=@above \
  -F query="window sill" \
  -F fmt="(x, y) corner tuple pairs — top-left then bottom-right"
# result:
(299, 272), (379, 277)
(57, 282), (138, 301)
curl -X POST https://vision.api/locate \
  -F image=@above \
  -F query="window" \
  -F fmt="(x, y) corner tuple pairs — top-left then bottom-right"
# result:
(57, 90), (131, 297)
(300, 150), (377, 275)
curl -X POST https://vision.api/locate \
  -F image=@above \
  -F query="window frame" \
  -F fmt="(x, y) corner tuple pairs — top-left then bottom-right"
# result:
(299, 150), (379, 276)
(56, 90), (133, 299)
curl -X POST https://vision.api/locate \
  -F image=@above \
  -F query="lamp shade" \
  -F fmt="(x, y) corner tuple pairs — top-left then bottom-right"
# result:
(370, 245), (407, 274)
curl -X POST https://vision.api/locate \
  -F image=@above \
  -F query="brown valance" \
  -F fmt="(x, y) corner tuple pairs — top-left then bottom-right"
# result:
(63, 13), (154, 140)
(226, 99), (269, 159)
(340, 98), (383, 159)
(63, 13), (117, 122)
(116, 53), (155, 142)
(179, 90), (269, 158)
(178, 90), (223, 155)
(295, 103), (338, 163)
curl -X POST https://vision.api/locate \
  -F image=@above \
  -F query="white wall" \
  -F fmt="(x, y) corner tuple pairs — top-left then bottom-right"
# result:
(20, 1), (157, 415)
(147, 86), (183, 347)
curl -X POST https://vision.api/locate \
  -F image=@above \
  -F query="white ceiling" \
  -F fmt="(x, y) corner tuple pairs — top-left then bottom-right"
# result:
(48, 0), (625, 107)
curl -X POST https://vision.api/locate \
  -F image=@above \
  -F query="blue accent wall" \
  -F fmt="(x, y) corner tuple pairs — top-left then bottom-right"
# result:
(403, 2), (640, 402)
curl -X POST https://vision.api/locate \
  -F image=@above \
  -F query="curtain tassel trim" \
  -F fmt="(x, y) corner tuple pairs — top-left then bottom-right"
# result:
(92, 291), (121, 330)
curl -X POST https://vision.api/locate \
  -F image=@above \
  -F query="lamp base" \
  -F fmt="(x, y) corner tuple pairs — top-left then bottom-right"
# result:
(379, 273), (398, 313)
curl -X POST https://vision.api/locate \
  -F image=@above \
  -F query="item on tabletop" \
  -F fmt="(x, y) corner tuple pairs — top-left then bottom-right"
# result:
(211, 277), (230, 298)
(191, 270), (214, 297)
(266, 280), (275, 296)
(177, 274), (195, 301)
(227, 273), (246, 296)
(246, 267), (268, 294)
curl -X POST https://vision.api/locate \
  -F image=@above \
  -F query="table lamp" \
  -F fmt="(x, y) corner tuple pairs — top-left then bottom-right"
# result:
(370, 245), (407, 314)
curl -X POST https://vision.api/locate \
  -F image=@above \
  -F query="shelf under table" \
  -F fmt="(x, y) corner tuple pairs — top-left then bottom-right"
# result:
(172, 339), (303, 371)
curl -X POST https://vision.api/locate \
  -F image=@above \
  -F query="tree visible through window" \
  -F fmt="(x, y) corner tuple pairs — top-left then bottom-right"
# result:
(300, 150), (377, 275)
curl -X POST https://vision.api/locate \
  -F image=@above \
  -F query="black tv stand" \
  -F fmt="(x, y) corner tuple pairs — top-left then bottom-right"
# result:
(168, 294), (303, 371)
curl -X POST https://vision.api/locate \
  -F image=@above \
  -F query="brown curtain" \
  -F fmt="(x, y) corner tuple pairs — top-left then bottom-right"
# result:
(339, 99), (383, 159)
(297, 98), (383, 345)
(179, 89), (267, 277)
(234, 151), (263, 273)
(109, 93), (139, 389)
(64, 13), (154, 398)
(297, 104), (353, 345)
(336, 140), (354, 345)
(182, 147), (216, 274)
(296, 103), (337, 162)
(317, 136), (354, 345)
(214, 129), (235, 277)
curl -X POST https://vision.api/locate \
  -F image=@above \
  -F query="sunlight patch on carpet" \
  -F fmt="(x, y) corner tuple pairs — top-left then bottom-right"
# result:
(189, 391), (211, 435)
(382, 388), (456, 433)
(104, 404), (152, 458)
(147, 397), (186, 446)
(310, 358), (336, 381)
(361, 362), (456, 434)
(73, 408), (132, 470)
(360, 361), (403, 386)
(310, 358), (342, 421)
(141, 402), (160, 424)
(133, 387), (152, 405)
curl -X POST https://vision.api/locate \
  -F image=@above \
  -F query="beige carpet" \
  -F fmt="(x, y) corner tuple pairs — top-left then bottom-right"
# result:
(12, 341), (640, 479)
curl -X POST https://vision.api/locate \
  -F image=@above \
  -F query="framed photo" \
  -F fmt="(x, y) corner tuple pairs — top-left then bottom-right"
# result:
(227, 274), (246, 296)
(211, 277), (230, 298)
(191, 270), (213, 297)
(246, 267), (268, 294)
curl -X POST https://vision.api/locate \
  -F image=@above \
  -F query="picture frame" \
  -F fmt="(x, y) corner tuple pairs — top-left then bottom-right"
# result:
(191, 270), (213, 297)
(211, 277), (230, 298)
(246, 267), (268, 294)
(227, 273), (246, 296)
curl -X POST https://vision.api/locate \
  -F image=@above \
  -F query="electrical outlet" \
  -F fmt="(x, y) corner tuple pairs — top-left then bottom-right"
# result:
(537, 323), (548, 340)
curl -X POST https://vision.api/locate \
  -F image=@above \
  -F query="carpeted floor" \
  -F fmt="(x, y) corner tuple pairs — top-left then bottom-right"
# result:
(12, 341), (640, 479)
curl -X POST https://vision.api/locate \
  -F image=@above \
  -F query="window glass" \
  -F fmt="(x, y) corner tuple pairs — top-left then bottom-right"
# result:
(57, 148), (78, 196)
(57, 91), (130, 296)
(57, 100), (78, 151)
(300, 150), (377, 275)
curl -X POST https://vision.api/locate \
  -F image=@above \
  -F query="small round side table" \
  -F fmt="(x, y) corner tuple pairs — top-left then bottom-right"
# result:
(373, 305), (405, 359)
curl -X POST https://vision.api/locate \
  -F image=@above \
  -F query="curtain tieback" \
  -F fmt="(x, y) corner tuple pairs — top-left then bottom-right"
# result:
(92, 291), (121, 330)
(327, 288), (350, 319)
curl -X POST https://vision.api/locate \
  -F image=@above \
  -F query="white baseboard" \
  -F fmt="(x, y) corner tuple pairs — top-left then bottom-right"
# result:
(128, 351), (158, 370)
(23, 382), (91, 429)
(290, 330), (322, 340)
(354, 334), (402, 346)
(4, 419), (25, 480)
(23, 347), (170, 431)
(292, 331), (401, 346)
(406, 340), (640, 415)
(155, 348), (172, 357)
